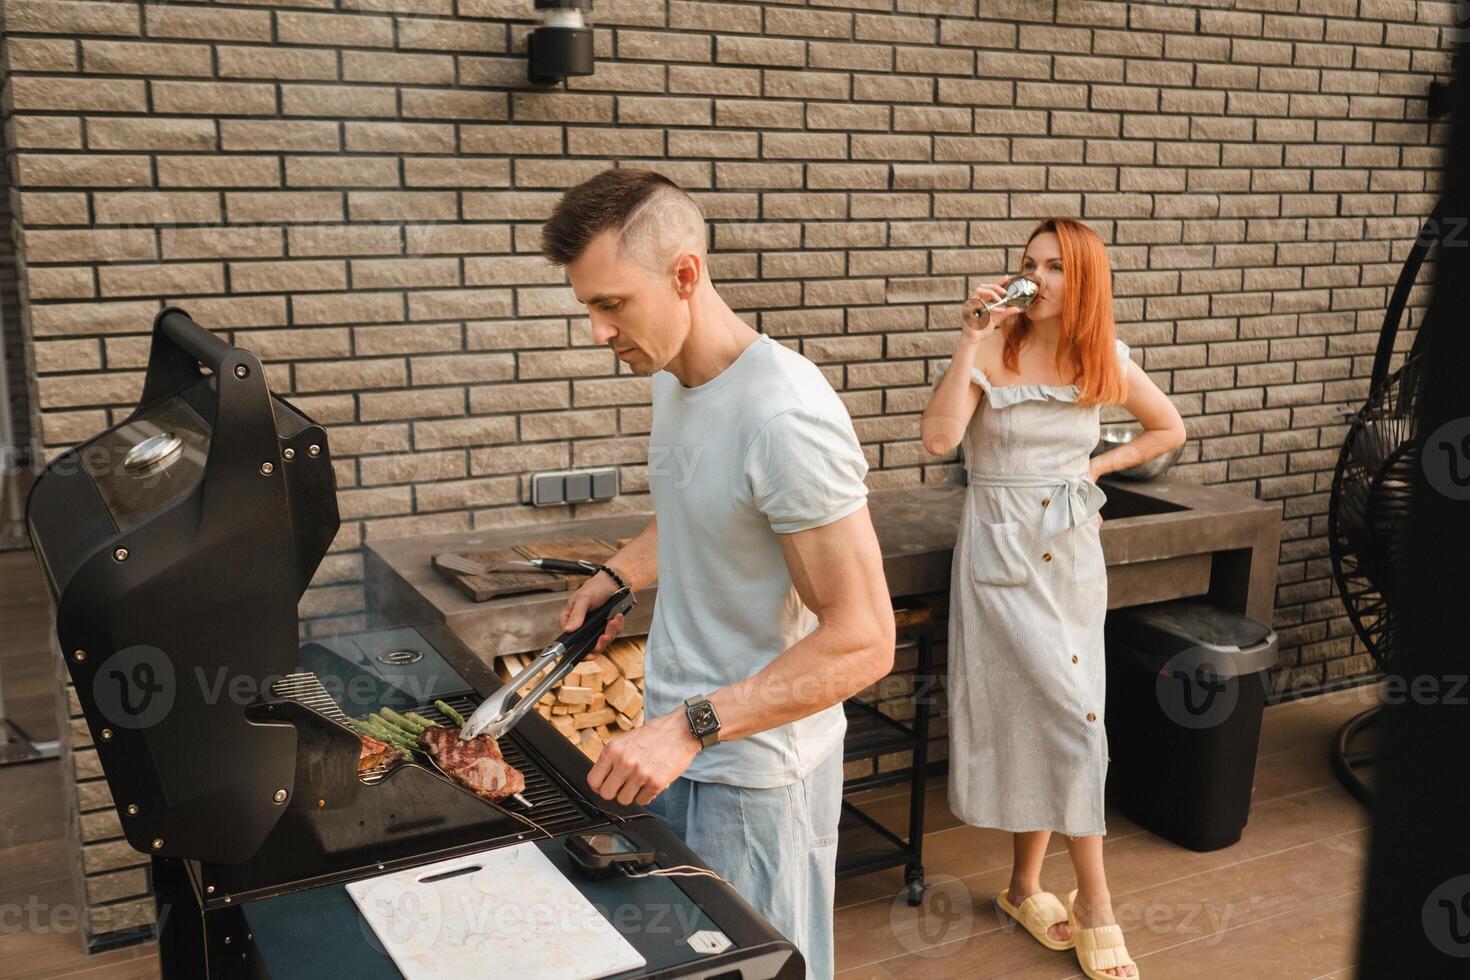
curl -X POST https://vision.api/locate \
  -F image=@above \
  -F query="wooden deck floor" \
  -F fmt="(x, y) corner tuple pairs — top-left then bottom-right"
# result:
(0, 548), (1369, 979)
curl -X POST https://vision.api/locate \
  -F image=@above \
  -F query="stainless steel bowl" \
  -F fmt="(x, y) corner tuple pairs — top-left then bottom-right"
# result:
(1092, 424), (1181, 480)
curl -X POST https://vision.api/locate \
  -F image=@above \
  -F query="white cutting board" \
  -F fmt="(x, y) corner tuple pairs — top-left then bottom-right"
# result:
(347, 841), (646, 980)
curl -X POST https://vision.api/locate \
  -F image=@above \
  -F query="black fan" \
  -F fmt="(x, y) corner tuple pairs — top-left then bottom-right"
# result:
(1327, 200), (1442, 805)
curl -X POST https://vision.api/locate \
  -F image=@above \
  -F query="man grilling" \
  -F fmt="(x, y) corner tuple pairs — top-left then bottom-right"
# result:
(534, 168), (895, 979)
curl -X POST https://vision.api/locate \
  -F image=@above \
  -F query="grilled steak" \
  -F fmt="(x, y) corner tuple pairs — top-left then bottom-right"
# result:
(418, 726), (526, 803)
(357, 734), (396, 772)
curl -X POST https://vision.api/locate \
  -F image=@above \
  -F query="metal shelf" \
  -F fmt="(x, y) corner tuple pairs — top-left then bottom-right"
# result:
(842, 698), (921, 762)
(835, 613), (935, 907)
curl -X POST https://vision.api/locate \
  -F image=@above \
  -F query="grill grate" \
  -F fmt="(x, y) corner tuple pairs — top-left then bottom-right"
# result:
(270, 675), (598, 837)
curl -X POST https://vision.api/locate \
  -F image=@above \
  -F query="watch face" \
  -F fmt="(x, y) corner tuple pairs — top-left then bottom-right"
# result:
(688, 702), (718, 734)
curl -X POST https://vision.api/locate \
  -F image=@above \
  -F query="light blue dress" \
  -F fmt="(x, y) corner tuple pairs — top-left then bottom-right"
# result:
(940, 338), (1130, 837)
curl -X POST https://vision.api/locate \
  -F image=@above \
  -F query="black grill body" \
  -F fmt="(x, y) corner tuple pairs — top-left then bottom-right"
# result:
(28, 308), (340, 862)
(26, 310), (802, 979)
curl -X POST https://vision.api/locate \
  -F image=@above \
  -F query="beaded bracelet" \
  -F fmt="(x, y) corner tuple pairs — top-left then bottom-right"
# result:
(596, 563), (628, 591)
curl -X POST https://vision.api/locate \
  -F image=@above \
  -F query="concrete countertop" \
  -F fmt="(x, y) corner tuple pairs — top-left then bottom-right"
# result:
(364, 476), (1282, 661)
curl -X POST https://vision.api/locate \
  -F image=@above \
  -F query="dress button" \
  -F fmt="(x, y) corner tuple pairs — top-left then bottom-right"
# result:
(1042, 552), (1053, 562)
(1086, 712), (1096, 722)
(1041, 497), (1050, 507)
(1071, 655), (1079, 664)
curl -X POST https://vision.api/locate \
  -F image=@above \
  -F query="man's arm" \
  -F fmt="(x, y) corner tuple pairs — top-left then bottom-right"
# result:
(706, 505), (895, 741)
(558, 516), (657, 648)
(587, 506), (895, 806)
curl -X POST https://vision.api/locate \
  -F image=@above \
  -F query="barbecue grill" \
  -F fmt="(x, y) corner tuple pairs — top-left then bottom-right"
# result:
(27, 309), (802, 979)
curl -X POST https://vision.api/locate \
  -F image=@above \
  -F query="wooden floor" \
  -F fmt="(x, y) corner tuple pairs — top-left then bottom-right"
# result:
(0, 548), (1369, 979)
(830, 692), (1370, 979)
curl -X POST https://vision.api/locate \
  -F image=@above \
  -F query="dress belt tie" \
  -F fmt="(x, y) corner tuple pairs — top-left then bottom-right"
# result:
(967, 471), (1107, 541)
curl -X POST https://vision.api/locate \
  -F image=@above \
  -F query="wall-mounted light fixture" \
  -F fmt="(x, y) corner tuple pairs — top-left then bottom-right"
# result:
(527, 0), (594, 85)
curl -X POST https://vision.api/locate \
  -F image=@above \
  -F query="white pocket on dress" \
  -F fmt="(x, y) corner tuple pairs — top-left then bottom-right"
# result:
(970, 515), (1033, 587)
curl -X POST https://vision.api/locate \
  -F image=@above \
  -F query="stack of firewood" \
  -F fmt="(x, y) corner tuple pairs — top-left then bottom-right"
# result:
(492, 637), (645, 762)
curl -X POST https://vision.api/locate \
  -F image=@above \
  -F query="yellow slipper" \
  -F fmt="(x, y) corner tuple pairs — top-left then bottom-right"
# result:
(1065, 889), (1140, 979)
(995, 887), (1074, 951)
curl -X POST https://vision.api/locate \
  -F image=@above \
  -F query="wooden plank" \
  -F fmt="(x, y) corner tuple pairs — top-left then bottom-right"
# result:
(557, 685), (600, 704)
(573, 708), (616, 730)
(604, 676), (642, 716)
(607, 639), (644, 679)
(431, 547), (565, 602)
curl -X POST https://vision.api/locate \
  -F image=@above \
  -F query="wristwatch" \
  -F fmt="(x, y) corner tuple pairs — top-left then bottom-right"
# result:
(683, 695), (721, 750)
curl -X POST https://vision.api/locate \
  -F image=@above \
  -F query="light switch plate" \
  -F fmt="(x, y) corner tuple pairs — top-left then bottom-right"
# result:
(564, 472), (592, 503)
(530, 467), (618, 507)
(531, 472), (565, 506)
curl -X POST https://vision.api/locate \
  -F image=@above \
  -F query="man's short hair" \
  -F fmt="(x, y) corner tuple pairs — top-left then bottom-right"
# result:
(541, 167), (707, 272)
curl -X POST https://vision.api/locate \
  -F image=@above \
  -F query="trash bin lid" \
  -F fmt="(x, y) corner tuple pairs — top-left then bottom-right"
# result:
(1108, 598), (1278, 678)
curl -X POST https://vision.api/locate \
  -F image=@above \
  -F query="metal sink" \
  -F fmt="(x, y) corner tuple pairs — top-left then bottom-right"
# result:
(1099, 482), (1191, 521)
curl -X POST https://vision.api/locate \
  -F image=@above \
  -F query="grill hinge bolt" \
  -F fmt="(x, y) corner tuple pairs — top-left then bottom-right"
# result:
(272, 789), (288, 804)
(206, 885), (215, 894)
(151, 838), (164, 850)
(283, 448), (296, 461)
(113, 548), (129, 562)
(260, 462), (274, 476)
(72, 650), (86, 662)
(308, 444), (321, 458)
(126, 804), (139, 816)
(100, 728), (113, 741)
(233, 365), (249, 379)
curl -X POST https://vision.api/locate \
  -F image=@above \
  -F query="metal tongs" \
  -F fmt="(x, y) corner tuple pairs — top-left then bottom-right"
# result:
(459, 587), (636, 741)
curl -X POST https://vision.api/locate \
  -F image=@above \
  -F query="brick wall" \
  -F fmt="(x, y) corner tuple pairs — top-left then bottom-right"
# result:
(0, 0), (1459, 946)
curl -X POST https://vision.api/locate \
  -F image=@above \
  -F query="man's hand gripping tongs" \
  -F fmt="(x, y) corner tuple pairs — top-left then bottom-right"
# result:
(459, 587), (636, 741)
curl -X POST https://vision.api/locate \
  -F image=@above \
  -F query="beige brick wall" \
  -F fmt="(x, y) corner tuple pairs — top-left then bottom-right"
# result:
(3, 0), (1460, 950)
(7, 0), (1458, 685)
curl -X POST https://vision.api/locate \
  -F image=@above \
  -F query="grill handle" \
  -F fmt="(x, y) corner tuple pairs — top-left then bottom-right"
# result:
(139, 306), (261, 409)
(159, 308), (236, 372)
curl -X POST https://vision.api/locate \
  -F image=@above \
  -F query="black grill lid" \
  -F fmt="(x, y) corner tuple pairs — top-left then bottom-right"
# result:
(26, 308), (340, 863)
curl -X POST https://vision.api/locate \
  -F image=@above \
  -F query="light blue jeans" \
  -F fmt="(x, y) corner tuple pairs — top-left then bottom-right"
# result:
(646, 747), (843, 980)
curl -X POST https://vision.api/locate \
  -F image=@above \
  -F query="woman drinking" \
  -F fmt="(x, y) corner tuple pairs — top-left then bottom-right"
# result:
(921, 218), (1186, 980)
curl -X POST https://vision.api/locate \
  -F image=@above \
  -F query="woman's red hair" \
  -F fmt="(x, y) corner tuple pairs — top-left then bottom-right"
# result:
(1001, 218), (1126, 406)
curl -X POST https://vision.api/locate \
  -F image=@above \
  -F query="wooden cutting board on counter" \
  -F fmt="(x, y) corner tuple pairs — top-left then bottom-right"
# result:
(432, 537), (617, 602)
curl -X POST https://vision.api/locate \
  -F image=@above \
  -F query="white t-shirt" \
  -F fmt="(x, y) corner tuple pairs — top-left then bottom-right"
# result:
(644, 332), (870, 788)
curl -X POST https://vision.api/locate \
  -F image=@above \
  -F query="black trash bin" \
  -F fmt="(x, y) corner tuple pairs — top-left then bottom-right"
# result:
(1103, 598), (1278, 852)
